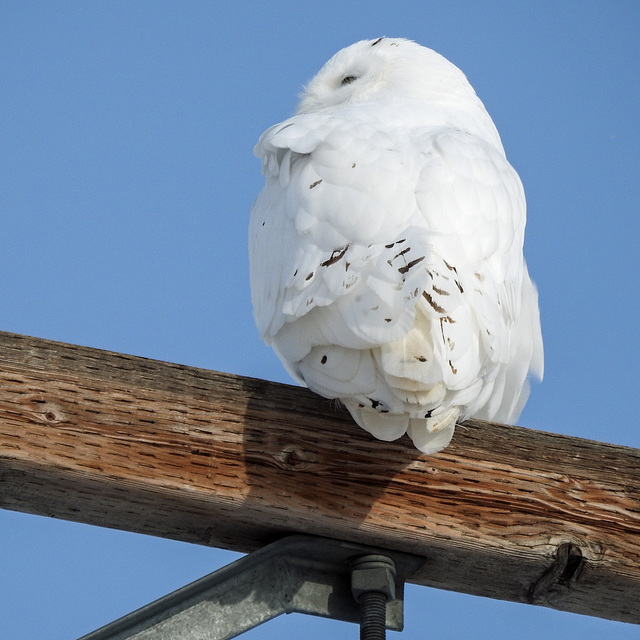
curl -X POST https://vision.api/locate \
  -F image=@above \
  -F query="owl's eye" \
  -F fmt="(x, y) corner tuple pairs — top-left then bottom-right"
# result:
(340, 75), (358, 86)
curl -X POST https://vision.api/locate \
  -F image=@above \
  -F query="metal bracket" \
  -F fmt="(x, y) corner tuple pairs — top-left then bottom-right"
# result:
(78, 535), (425, 640)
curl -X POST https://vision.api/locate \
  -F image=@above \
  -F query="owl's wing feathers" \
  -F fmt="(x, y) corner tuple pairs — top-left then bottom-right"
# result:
(412, 129), (543, 420)
(250, 114), (542, 451)
(251, 114), (433, 341)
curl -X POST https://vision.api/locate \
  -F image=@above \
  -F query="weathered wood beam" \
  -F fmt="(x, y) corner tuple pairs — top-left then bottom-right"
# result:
(0, 331), (638, 623)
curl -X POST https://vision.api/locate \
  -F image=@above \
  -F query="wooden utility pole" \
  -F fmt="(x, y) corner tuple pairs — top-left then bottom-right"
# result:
(0, 331), (638, 624)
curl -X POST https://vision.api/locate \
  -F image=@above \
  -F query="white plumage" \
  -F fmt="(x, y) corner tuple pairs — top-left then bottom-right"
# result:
(249, 38), (543, 454)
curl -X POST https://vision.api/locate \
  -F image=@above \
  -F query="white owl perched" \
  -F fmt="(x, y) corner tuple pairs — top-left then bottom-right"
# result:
(249, 38), (543, 454)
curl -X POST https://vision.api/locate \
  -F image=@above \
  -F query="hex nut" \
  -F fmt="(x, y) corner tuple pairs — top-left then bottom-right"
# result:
(350, 555), (396, 602)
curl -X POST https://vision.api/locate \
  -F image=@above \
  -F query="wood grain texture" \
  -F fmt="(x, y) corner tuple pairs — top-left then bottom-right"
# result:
(0, 330), (638, 623)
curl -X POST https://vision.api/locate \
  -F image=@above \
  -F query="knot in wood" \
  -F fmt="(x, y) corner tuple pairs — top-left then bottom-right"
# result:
(25, 397), (68, 424)
(42, 406), (67, 423)
(529, 543), (584, 605)
(274, 446), (314, 471)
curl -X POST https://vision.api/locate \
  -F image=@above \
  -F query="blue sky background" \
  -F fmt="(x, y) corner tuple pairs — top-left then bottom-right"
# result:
(1, 2), (639, 639)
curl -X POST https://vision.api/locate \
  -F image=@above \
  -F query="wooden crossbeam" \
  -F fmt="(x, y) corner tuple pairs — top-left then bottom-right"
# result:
(0, 330), (638, 623)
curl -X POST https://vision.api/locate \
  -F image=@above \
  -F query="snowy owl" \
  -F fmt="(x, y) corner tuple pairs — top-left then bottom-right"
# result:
(249, 38), (543, 454)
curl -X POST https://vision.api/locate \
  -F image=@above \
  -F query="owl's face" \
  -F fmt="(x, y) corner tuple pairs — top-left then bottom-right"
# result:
(296, 37), (476, 117)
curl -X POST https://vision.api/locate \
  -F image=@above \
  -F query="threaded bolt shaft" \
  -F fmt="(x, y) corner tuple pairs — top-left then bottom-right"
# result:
(358, 590), (388, 640)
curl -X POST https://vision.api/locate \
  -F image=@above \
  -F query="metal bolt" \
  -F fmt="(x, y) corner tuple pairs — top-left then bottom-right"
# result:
(349, 554), (396, 640)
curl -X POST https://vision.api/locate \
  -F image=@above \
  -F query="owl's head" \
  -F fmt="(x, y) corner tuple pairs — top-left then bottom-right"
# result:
(295, 38), (501, 149)
(297, 38), (474, 112)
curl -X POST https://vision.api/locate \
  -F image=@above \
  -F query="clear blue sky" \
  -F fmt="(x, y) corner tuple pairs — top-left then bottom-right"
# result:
(1, 2), (639, 639)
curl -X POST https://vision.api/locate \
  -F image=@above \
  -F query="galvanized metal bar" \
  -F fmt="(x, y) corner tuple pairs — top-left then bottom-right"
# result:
(78, 535), (425, 640)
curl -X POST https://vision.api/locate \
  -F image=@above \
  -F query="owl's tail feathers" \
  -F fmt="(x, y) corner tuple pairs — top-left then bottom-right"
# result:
(407, 408), (459, 454)
(342, 401), (409, 442)
(343, 401), (459, 455)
